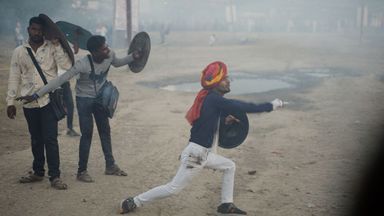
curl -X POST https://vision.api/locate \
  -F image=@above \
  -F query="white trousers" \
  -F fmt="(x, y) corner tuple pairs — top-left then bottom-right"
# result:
(134, 142), (236, 207)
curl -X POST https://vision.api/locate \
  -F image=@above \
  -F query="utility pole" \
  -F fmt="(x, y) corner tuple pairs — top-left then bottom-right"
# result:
(359, 3), (364, 44)
(126, 0), (132, 43)
(358, 0), (368, 44)
(226, 0), (236, 32)
(113, 0), (130, 48)
(125, 0), (140, 43)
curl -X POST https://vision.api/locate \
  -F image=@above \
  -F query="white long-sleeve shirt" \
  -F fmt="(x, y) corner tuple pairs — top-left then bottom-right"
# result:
(6, 40), (72, 108)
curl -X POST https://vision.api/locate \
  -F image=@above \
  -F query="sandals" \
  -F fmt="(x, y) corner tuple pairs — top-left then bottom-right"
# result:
(19, 172), (44, 183)
(50, 178), (68, 190)
(19, 172), (67, 190)
(105, 164), (127, 176)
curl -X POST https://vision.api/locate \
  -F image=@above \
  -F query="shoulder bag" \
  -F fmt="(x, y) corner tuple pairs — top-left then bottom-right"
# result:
(26, 47), (66, 121)
(87, 55), (119, 118)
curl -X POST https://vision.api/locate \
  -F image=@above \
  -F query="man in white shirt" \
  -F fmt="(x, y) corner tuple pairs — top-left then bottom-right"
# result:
(6, 16), (72, 190)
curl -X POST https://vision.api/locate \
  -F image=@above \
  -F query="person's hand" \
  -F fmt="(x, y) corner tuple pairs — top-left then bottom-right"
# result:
(7, 105), (16, 119)
(132, 50), (141, 60)
(51, 38), (60, 47)
(16, 94), (39, 104)
(225, 115), (240, 125)
(271, 98), (283, 110)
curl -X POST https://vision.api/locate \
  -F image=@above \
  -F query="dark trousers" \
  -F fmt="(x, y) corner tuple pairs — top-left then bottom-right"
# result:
(76, 96), (115, 173)
(23, 104), (60, 181)
(62, 81), (74, 130)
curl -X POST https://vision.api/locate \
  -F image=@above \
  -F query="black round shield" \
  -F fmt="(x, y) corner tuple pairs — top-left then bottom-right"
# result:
(55, 21), (93, 50)
(128, 32), (151, 73)
(218, 111), (249, 149)
(38, 14), (74, 65)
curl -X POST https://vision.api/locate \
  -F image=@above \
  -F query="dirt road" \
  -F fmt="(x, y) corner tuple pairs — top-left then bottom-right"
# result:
(1, 32), (383, 216)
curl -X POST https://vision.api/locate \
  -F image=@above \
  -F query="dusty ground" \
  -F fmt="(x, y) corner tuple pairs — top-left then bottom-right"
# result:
(1, 31), (384, 216)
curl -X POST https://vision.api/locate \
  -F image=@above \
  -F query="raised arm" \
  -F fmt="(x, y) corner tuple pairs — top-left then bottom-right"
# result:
(110, 51), (134, 67)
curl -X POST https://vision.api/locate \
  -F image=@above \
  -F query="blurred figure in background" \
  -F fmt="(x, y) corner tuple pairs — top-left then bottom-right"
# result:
(14, 21), (24, 46)
(58, 68), (80, 137)
(209, 34), (216, 46)
(159, 23), (170, 44)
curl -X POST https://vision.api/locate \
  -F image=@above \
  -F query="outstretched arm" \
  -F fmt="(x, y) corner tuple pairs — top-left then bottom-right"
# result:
(216, 97), (273, 114)
(16, 61), (83, 103)
(111, 50), (140, 67)
(232, 99), (274, 113)
(36, 64), (80, 97)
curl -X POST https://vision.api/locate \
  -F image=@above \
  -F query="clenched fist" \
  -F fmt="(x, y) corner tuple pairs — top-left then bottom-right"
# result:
(271, 98), (283, 110)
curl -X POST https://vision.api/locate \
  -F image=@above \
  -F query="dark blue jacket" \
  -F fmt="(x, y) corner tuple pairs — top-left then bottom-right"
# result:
(189, 91), (273, 148)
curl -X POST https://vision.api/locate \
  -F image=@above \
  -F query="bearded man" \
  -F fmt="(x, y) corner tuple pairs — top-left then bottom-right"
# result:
(6, 16), (72, 190)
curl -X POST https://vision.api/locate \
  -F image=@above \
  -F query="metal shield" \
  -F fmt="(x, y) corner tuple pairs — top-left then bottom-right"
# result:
(218, 111), (249, 149)
(38, 14), (74, 65)
(128, 32), (151, 73)
(55, 21), (93, 50)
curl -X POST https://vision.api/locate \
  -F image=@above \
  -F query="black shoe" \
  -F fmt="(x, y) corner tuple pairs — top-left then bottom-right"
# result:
(217, 203), (247, 215)
(76, 171), (94, 183)
(105, 164), (127, 176)
(66, 128), (80, 137)
(119, 197), (137, 214)
(50, 177), (68, 190)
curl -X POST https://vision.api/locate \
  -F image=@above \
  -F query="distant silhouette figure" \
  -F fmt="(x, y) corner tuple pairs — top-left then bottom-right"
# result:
(209, 34), (216, 46)
(159, 23), (170, 44)
(14, 21), (24, 46)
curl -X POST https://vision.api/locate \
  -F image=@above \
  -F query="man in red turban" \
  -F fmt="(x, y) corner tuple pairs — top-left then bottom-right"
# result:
(186, 61), (228, 125)
(119, 61), (284, 215)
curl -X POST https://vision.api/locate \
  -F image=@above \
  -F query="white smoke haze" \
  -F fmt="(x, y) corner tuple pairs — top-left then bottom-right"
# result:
(1, 1), (384, 216)
(1, 0), (383, 42)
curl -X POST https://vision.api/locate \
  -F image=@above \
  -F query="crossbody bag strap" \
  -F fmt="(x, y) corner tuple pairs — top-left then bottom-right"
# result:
(103, 65), (111, 78)
(87, 54), (97, 95)
(26, 47), (48, 85)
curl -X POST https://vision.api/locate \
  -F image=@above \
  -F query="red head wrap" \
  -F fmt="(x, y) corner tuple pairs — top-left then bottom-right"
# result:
(185, 61), (228, 125)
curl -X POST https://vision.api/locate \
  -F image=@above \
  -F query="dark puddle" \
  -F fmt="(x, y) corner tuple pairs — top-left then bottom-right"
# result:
(138, 67), (360, 110)
(160, 77), (293, 95)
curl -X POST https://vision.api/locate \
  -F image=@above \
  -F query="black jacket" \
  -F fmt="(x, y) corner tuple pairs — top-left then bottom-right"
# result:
(189, 91), (273, 148)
